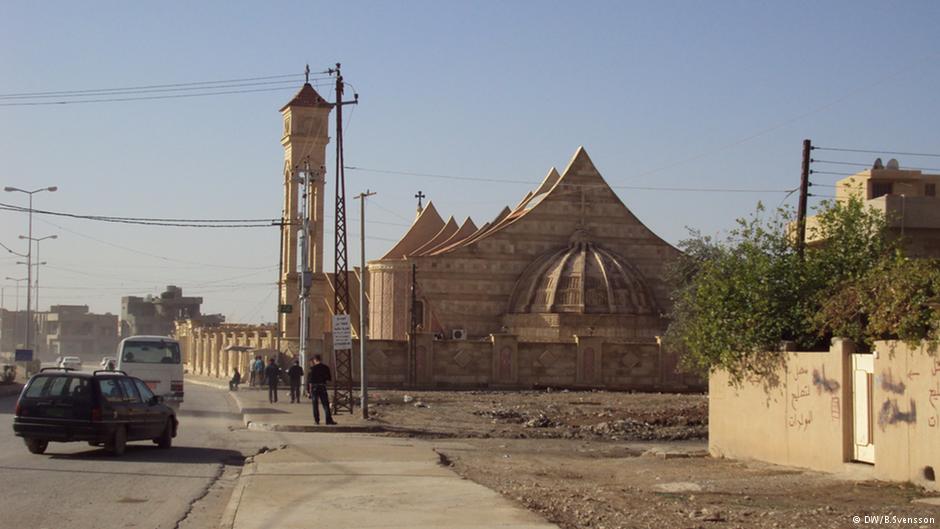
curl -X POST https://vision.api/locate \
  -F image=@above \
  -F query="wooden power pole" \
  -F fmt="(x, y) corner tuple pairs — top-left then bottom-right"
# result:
(796, 139), (812, 259)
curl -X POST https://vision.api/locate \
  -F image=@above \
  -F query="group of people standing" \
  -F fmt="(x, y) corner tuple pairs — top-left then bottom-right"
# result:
(229, 354), (335, 425)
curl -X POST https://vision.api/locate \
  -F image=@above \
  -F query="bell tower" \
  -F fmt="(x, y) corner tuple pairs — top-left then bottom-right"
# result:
(278, 79), (332, 344)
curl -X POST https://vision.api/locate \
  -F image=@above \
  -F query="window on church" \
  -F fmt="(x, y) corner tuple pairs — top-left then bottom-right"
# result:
(926, 183), (936, 197)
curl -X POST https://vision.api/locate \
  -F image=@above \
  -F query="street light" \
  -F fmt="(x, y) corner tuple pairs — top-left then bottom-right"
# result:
(4, 276), (28, 348)
(19, 234), (56, 314)
(5, 185), (58, 352)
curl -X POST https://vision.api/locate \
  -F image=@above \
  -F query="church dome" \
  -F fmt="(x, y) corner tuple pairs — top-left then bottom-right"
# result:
(509, 230), (658, 315)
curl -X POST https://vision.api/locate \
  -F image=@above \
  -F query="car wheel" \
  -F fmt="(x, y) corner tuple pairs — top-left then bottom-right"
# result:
(156, 419), (173, 449)
(25, 438), (48, 454)
(107, 426), (127, 456)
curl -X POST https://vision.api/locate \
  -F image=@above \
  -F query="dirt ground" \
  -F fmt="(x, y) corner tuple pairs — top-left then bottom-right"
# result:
(366, 389), (940, 529)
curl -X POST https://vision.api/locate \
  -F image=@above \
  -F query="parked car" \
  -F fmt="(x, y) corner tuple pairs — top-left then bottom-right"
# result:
(13, 368), (178, 456)
(57, 356), (82, 370)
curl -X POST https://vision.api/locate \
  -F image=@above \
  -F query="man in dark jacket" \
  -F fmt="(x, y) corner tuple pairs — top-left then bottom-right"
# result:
(306, 355), (336, 425)
(287, 359), (304, 403)
(264, 357), (281, 403)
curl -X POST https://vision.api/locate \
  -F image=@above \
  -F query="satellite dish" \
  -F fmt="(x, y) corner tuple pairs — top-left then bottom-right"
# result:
(886, 158), (900, 170)
(873, 158), (884, 169)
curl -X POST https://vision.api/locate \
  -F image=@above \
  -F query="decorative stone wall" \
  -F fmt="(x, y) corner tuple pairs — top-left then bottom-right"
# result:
(183, 323), (702, 393)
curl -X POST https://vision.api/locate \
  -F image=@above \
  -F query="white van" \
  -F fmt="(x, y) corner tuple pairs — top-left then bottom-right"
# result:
(116, 336), (184, 408)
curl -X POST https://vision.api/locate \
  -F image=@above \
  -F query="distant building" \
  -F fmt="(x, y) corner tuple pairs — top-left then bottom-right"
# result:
(0, 309), (28, 354)
(121, 285), (223, 337)
(35, 305), (119, 362)
(806, 158), (940, 257)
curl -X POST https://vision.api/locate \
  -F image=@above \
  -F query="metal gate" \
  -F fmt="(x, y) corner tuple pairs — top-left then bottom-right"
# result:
(852, 353), (875, 463)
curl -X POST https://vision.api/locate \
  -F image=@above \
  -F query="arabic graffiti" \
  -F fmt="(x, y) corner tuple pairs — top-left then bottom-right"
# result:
(788, 410), (814, 430)
(879, 368), (907, 395)
(788, 364), (818, 431)
(877, 399), (917, 431)
(813, 365), (840, 394)
(790, 385), (811, 411)
(831, 396), (841, 420)
(929, 379), (939, 428)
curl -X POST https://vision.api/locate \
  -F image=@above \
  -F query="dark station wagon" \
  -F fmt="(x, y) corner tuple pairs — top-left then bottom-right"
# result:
(13, 368), (178, 456)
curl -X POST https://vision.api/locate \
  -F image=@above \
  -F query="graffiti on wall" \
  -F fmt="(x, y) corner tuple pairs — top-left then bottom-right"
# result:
(788, 365), (814, 431)
(812, 365), (840, 394)
(929, 359), (940, 428)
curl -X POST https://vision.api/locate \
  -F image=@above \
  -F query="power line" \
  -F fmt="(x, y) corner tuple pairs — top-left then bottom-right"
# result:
(0, 78), (331, 101)
(345, 165), (791, 193)
(0, 85), (305, 107)
(809, 170), (856, 177)
(34, 216), (278, 270)
(813, 146), (940, 158)
(0, 72), (311, 99)
(0, 202), (277, 227)
(812, 158), (940, 173)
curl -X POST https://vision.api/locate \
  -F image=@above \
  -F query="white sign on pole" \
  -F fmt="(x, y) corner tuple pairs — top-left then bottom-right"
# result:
(332, 314), (353, 350)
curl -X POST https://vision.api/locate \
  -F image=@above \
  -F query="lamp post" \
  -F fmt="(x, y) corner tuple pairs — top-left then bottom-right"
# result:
(4, 276), (28, 348)
(20, 234), (57, 314)
(354, 189), (376, 419)
(4, 185), (58, 352)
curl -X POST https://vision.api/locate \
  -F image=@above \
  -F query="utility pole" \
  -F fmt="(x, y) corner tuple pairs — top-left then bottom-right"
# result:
(354, 189), (376, 419)
(409, 263), (418, 386)
(24, 234), (56, 315)
(4, 186), (57, 353)
(297, 160), (317, 370)
(796, 139), (811, 259)
(327, 63), (359, 414)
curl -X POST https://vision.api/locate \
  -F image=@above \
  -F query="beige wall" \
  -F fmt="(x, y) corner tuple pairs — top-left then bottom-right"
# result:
(873, 341), (940, 487)
(710, 340), (939, 491)
(185, 323), (703, 392)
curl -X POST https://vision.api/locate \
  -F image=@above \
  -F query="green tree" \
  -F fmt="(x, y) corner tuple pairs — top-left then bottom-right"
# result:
(664, 196), (910, 383)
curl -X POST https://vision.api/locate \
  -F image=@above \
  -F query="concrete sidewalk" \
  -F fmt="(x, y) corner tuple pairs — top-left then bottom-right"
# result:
(187, 374), (381, 433)
(224, 435), (558, 529)
(186, 375), (559, 529)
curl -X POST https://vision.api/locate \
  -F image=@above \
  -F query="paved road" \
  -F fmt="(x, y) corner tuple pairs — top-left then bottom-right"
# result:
(0, 383), (277, 529)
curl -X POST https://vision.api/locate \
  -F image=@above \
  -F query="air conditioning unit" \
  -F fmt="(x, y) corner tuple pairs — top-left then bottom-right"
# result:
(451, 328), (467, 340)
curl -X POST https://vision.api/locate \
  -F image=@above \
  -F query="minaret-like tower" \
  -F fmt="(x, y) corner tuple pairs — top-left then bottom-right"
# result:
(279, 81), (332, 343)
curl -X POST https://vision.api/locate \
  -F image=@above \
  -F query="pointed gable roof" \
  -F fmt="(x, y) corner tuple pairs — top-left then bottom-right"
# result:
(425, 217), (479, 255)
(381, 201), (445, 260)
(280, 83), (332, 111)
(457, 147), (601, 244)
(411, 216), (459, 256)
(532, 167), (561, 197)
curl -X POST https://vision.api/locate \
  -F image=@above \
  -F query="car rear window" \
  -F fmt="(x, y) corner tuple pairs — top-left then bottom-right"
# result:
(24, 376), (90, 401)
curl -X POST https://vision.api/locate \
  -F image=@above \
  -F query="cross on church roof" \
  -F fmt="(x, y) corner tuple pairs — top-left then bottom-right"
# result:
(415, 191), (426, 213)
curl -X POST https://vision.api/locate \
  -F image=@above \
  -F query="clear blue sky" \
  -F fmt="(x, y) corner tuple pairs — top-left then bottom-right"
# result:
(1, 1), (938, 323)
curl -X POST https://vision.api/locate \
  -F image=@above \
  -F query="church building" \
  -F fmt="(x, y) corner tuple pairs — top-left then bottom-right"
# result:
(183, 79), (701, 392)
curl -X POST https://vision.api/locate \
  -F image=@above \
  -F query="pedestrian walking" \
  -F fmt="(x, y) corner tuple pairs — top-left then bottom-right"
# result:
(306, 355), (336, 425)
(264, 357), (281, 403)
(288, 359), (304, 403)
(229, 367), (241, 391)
(251, 355), (264, 387)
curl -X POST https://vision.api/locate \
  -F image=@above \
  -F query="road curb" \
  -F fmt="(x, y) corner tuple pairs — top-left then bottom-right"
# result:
(218, 460), (255, 529)
(245, 421), (386, 433)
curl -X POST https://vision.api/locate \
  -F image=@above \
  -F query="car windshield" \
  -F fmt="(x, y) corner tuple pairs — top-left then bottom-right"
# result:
(121, 341), (181, 364)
